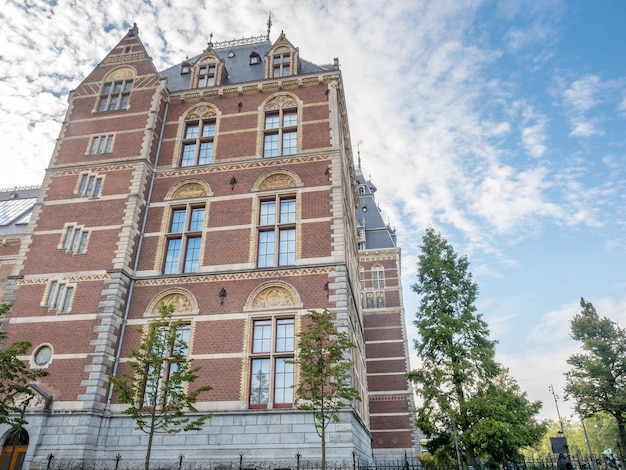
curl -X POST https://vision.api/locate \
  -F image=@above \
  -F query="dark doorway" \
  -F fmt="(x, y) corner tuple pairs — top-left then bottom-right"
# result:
(0, 429), (29, 470)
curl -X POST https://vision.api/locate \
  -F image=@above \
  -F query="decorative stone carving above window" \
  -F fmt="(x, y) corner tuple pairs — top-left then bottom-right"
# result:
(246, 282), (302, 310)
(148, 289), (197, 316)
(264, 95), (298, 112)
(185, 105), (217, 122)
(171, 182), (209, 199)
(166, 180), (212, 200)
(254, 170), (302, 192)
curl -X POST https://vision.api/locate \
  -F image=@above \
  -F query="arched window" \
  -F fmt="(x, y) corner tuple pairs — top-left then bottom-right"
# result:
(162, 181), (211, 275)
(180, 105), (218, 167)
(257, 195), (296, 267)
(262, 95), (299, 158)
(249, 52), (261, 65)
(372, 265), (385, 289)
(163, 204), (205, 274)
(97, 68), (134, 112)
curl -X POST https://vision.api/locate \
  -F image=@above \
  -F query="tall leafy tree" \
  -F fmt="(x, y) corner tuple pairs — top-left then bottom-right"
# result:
(464, 369), (546, 468)
(564, 298), (626, 454)
(291, 309), (360, 470)
(409, 227), (544, 467)
(110, 303), (212, 470)
(0, 303), (48, 427)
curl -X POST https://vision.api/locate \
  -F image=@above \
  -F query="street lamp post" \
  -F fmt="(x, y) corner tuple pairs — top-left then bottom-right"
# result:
(580, 414), (597, 470)
(451, 418), (464, 470)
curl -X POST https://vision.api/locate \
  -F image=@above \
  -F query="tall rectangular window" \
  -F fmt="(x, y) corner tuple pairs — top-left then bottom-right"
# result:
(272, 53), (291, 77)
(373, 267), (385, 289)
(257, 196), (296, 267)
(197, 64), (216, 87)
(142, 323), (191, 409)
(164, 205), (205, 274)
(263, 110), (297, 157)
(89, 134), (114, 154)
(97, 80), (132, 112)
(44, 281), (74, 314)
(78, 173), (103, 198)
(249, 317), (294, 408)
(181, 120), (215, 166)
(62, 225), (89, 254)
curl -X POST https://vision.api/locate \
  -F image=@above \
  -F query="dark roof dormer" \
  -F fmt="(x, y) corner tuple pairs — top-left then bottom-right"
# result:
(192, 40), (227, 87)
(249, 51), (261, 65)
(180, 57), (192, 75)
(265, 31), (300, 79)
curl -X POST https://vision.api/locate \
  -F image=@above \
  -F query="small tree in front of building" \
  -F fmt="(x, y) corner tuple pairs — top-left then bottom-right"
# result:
(110, 303), (212, 470)
(0, 303), (48, 427)
(291, 309), (360, 470)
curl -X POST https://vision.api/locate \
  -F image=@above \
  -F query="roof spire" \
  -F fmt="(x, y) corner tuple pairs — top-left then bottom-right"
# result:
(207, 32), (214, 49)
(356, 140), (363, 169)
(266, 12), (272, 40)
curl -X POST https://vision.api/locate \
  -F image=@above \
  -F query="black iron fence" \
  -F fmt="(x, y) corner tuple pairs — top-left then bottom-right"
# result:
(35, 453), (626, 470)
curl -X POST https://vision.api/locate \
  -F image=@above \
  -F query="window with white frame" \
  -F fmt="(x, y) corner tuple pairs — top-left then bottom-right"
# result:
(44, 281), (75, 313)
(142, 322), (191, 409)
(376, 291), (385, 308)
(89, 134), (114, 154)
(163, 204), (205, 274)
(272, 53), (291, 77)
(97, 79), (132, 112)
(257, 196), (296, 267)
(197, 64), (216, 87)
(263, 109), (297, 157)
(180, 120), (215, 166)
(61, 225), (89, 254)
(249, 317), (294, 408)
(372, 266), (385, 289)
(78, 173), (103, 198)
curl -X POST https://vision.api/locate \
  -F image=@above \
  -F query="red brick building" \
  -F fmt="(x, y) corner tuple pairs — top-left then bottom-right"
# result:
(0, 23), (416, 469)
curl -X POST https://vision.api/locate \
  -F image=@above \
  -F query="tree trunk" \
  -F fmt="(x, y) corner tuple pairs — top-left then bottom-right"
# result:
(145, 418), (155, 470)
(321, 424), (326, 470)
(616, 415), (626, 463)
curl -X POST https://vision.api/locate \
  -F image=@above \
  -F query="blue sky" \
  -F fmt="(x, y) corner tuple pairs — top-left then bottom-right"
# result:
(1, 0), (625, 421)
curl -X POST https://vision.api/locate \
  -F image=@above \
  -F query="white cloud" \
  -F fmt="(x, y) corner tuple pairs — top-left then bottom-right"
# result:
(2, 0), (626, 424)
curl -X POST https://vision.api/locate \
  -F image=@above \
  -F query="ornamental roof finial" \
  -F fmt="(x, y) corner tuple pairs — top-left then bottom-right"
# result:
(266, 12), (272, 40)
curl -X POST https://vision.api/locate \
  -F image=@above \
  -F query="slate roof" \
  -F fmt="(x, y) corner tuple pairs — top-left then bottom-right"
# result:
(0, 187), (38, 237)
(160, 39), (335, 92)
(355, 167), (397, 250)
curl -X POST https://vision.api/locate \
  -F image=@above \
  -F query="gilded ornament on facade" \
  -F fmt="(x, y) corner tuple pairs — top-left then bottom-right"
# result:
(154, 292), (194, 313)
(108, 67), (135, 80)
(258, 173), (296, 190)
(172, 182), (208, 199)
(251, 285), (296, 308)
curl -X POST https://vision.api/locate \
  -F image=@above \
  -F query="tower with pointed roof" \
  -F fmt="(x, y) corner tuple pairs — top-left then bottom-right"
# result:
(0, 22), (416, 468)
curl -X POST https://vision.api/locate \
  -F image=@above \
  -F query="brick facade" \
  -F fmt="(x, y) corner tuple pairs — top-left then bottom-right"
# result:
(0, 24), (416, 468)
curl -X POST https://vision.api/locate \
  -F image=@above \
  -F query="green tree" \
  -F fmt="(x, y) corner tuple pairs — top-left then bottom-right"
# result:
(464, 369), (546, 468)
(409, 227), (545, 467)
(110, 303), (212, 470)
(523, 413), (620, 463)
(291, 309), (360, 470)
(0, 303), (47, 427)
(564, 298), (626, 455)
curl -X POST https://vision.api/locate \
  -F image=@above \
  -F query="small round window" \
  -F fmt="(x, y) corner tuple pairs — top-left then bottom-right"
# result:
(34, 345), (52, 366)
